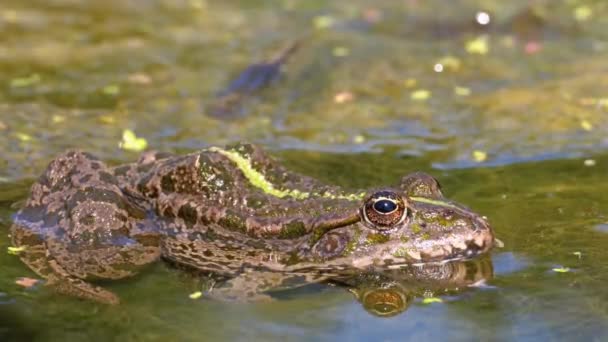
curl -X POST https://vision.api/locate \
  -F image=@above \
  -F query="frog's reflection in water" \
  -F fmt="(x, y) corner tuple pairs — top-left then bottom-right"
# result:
(342, 257), (493, 317)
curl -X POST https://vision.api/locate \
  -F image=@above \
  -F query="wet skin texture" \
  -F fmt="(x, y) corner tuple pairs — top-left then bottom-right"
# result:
(10, 143), (494, 304)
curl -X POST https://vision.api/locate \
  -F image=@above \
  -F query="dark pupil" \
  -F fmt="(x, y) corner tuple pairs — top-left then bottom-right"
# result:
(374, 200), (397, 214)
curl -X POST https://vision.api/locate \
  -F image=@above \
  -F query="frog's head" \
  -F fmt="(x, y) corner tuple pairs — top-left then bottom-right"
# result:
(308, 172), (494, 267)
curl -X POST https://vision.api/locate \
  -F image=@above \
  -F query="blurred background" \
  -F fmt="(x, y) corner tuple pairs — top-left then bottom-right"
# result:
(1, 1), (608, 340)
(1, 0), (607, 177)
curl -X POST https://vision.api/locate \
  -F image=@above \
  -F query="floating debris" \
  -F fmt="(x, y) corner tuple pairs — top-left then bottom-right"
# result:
(472, 150), (487, 162)
(435, 56), (461, 72)
(334, 91), (354, 104)
(15, 132), (33, 142)
(403, 78), (417, 88)
(189, 0), (207, 10)
(127, 73), (152, 85)
(313, 15), (335, 30)
(10, 74), (41, 88)
(580, 120), (593, 131)
(1, 10), (19, 23)
(552, 267), (570, 273)
(454, 86), (471, 96)
(15, 277), (41, 288)
(573, 5), (592, 22)
(410, 89), (431, 101)
(189, 291), (203, 299)
(422, 297), (443, 304)
(583, 159), (596, 167)
(466, 35), (489, 55)
(7, 246), (26, 255)
(353, 135), (366, 144)
(332, 46), (350, 57)
(119, 129), (148, 152)
(51, 115), (66, 124)
(572, 251), (582, 259)
(102, 84), (121, 96)
(524, 41), (542, 54)
(98, 115), (116, 124)
(362, 8), (383, 24)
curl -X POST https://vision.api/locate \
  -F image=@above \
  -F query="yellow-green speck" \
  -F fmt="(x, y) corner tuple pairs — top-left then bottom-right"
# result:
(8, 246), (26, 255)
(119, 129), (148, 152)
(422, 297), (443, 304)
(189, 291), (203, 299)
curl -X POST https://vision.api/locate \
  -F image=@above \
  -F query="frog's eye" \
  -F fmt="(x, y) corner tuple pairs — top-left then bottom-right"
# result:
(373, 199), (397, 214)
(361, 190), (408, 230)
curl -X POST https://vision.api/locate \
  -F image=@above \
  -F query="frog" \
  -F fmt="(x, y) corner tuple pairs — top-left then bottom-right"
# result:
(10, 143), (495, 304)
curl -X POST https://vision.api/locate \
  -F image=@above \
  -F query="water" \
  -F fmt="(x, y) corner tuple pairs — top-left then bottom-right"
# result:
(1, 0), (608, 340)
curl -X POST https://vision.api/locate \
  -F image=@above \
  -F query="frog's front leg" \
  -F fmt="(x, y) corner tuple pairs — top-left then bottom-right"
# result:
(11, 151), (162, 304)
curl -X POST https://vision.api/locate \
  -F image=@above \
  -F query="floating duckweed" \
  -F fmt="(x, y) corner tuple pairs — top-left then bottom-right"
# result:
(411, 89), (431, 101)
(454, 86), (471, 96)
(313, 15), (335, 29)
(403, 78), (417, 88)
(580, 120), (593, 131)
(466, 36), (489, 55)
(15, 132), (32, 142)
(573, 5), (592, 22)
(353, 135), (365, 144)
(119, 129), (148, 152)
(436, 56), (461, 71)
(189, 291), (203, 299)
(584, 159), (596, 167)
(552, 267), (571, 273)
(472, 150), (488, 162)
(10, 74), (40, 88)
(189, 0), (207, 10)
(2, 10), (18, 22)
(332, 46), (350, 57)
(421, 233), (431, 240)
(99, 115), (116, 124)
(422, 297), (443, 304)
(7, 246), (26, 255)
(102, 84), (120, 95)
(51, 115), (66, 124)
